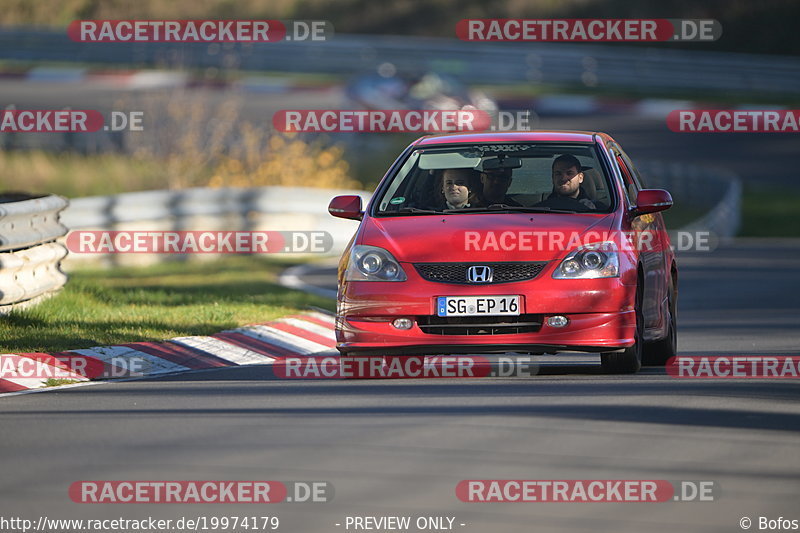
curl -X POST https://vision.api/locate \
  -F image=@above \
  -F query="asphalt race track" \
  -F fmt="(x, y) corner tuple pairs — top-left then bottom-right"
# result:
(1, 240), (799, 533)
(2, 81), (799, 533)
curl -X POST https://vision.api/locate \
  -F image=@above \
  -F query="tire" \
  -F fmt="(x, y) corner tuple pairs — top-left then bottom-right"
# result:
(642, 277), (677, 366)
(601, 280), (643, 374)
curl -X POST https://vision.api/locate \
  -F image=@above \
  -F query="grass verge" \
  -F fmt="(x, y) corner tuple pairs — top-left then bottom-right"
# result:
(44, 378), (82, 387)
(662, 205), (710, 230)
(0, 256), (335, 354)
(0, 151), (167, 198)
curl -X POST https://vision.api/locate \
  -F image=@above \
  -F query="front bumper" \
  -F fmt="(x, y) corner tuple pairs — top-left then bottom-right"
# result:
(336, 274), (637, 355)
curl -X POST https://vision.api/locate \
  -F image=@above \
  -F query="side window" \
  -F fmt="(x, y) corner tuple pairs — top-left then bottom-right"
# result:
(608, 143), (640, 205)
(379, 151), (419, 210)
(617, 147), (648, 189)
(613, 149), (639, 206)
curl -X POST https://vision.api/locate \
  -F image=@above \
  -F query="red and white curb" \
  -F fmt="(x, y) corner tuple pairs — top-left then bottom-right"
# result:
(0, 311), (336, 395)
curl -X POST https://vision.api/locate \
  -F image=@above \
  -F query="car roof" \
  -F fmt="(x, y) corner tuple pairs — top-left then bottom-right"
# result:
(414, 131), (602, 146)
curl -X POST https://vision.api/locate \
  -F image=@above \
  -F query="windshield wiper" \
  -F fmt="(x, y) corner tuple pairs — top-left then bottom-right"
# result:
(388, 205), (581, 215)
(388, 207), (444, 215)
(471, 204), (580, 214)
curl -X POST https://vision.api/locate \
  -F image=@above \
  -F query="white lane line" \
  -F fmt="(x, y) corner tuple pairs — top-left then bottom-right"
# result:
(171, 336), (277, 366)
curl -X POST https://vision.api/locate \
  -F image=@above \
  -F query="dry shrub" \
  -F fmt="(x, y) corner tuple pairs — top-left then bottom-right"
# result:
(126, 89), (355, 191)
(126, 90), (242, 189)
(209, 128), (355, 189)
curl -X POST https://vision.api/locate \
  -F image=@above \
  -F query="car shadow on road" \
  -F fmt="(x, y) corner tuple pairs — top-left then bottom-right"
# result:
(8, 363), (799, 433)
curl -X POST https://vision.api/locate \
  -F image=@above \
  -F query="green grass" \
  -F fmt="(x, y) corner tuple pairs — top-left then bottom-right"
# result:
(44, 378), (82, 387)
(662, 205), (711, 230)
(0, 256), (335, 354)
(740, 187), (800, 237)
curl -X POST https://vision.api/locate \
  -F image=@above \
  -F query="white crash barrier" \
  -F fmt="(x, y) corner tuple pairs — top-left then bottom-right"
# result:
(0, 193), (69, 313)
(60, 186), (371, 267)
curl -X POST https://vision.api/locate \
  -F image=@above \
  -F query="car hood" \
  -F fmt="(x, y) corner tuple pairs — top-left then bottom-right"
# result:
(360, 213), (617, 263)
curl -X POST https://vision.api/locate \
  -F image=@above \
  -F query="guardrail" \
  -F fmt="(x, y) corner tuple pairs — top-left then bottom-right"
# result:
(1, 29), (799, 96)
(638, 160), (741, 239)
(60, 186), (371, 267)
(0, 193), (69, 313)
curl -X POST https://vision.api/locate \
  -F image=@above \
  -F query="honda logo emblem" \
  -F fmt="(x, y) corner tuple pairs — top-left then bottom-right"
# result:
(466, 265), (493, 283)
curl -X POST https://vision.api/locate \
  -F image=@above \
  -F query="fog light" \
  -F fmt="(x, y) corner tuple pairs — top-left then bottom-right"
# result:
(392, 318), (414, 330)
(546, 315), (569, 328)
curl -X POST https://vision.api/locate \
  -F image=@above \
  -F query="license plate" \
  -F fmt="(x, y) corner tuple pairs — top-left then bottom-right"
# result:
(437, 296), (520, 317)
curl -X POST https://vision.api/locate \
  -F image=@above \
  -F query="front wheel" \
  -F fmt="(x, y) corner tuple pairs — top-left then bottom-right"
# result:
(601, 282), (643, 374)
(642, 278), (677, 366)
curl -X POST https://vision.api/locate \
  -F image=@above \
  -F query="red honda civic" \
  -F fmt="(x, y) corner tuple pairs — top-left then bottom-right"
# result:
(328, 131), (677, 373)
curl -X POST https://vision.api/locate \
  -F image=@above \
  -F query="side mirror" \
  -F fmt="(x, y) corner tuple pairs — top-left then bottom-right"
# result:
(328, 195), (363, 220)
(633, 189), (673, 215)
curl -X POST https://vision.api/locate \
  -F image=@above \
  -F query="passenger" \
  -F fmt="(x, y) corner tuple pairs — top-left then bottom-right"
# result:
(435, 168), (481, 209)
(473, 167), (522, 207)
(535, 154), (598, 211)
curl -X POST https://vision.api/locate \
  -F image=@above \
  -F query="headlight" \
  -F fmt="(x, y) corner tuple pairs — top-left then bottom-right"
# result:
(553, 242), (619, 279)
(345, 245), (407, 282)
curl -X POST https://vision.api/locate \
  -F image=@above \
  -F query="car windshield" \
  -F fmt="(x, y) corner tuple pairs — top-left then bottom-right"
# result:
(374, 143), (615, 215)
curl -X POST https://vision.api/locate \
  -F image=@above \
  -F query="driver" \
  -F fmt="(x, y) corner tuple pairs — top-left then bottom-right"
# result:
(473, 166), (522, 207)
(535, 154), (598, 211)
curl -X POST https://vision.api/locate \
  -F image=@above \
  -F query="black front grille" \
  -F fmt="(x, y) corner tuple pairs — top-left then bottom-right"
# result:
(414, 262), (547, 284)
(418, 315), (543, 335)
